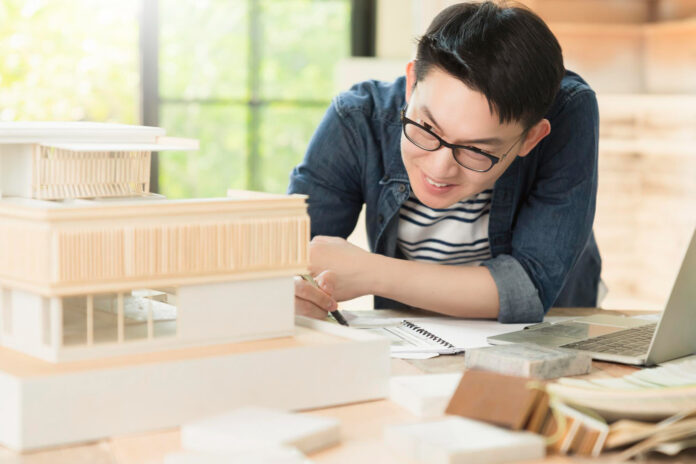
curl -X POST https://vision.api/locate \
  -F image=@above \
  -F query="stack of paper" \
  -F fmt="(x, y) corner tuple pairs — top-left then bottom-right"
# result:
(385, 417), (545, 464)
(547, 355), (696, 421)
(606, 410), (696, 460)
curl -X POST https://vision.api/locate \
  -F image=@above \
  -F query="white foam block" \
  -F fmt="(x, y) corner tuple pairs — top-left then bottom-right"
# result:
(181, 406), (340, 455)
(165, 448), (312, 464)
(385, 417), (546, 464)
(389, 373), (462, 418)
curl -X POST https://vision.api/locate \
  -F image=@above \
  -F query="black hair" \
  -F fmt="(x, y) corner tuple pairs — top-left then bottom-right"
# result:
(414, 1), (564, 129)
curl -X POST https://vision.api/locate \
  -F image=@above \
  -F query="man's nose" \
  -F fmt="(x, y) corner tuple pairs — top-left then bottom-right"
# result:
(427, 146), (460, 178)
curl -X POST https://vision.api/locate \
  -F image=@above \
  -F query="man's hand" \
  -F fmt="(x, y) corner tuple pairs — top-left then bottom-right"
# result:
(294, 270), (338, 319)
(308, 236), (372, 302)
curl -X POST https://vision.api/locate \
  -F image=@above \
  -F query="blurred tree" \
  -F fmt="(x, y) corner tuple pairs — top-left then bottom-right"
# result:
(159, 0), (350, 197)
(0, 0), (139, 123)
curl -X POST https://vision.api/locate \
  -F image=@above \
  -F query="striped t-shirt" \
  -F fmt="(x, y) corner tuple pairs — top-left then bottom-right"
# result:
(397, 189), (493, 266)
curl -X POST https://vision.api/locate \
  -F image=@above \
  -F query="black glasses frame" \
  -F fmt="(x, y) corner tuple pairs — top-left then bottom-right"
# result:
(400, 108), (523, 173)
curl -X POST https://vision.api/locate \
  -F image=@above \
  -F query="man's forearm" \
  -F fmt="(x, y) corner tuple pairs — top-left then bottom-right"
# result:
(365, 253), (501, 319)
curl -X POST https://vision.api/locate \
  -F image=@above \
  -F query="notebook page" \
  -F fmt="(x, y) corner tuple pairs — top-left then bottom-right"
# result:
(406, 318), (530, 350)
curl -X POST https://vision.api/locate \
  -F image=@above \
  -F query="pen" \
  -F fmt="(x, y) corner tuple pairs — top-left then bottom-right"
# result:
(300, 274), (349, 326)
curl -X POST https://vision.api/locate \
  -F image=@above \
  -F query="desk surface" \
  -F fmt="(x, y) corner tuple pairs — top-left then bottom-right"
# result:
(2, 308), (693, 464)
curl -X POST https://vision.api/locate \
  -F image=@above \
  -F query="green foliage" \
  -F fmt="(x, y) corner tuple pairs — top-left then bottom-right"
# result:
(159, 103), (247, 198)
(159, 0), (249, 100)
(259, 104), (329, 194)
(0, 0), (139, 123)
(159, 0), (350, 197)
(260, 0), (350, 101)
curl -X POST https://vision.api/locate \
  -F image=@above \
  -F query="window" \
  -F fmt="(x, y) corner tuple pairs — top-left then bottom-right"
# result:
(0, 0), (139, 123)
(124, 288), (178, 340)
(156, 0), (352, 197)
(61, 289), (178, 347)
(62, 296), (88, 346)
(2, 1), (371, 197)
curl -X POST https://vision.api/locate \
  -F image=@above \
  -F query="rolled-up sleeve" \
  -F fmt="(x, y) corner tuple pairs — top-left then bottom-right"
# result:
(483, 254), (545, 323)
(483, 89), (600, 323)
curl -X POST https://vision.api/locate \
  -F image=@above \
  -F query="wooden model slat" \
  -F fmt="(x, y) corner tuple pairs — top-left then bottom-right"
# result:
(0, 195), (310, 296)
(33, 147), (151, 200)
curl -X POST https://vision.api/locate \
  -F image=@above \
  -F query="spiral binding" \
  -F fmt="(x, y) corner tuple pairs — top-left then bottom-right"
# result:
(401, 320), (456, 349)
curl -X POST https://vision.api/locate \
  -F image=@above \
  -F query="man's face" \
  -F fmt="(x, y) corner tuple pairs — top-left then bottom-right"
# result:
(401, 65), (534, 209)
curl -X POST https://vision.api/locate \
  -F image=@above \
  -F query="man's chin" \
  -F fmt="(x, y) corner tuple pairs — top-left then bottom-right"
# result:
(413, 189), (459, 209)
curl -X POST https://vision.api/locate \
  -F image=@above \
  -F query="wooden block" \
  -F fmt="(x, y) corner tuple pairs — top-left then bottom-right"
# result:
(644, 20), (696, 93)
(549, 23), (644, 93)
(525, 0), (651, 23)
(445, 370), (544, 430)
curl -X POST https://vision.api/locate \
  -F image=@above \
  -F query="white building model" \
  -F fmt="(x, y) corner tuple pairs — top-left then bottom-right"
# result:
(0, 122), (389, 451)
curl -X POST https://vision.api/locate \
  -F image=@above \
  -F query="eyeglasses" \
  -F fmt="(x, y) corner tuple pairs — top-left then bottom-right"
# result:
(400, 107), (525, 173)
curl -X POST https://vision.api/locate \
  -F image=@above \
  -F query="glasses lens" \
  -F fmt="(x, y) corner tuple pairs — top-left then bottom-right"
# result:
(453, 148), (494, 172)
(404, 123), (440, 151)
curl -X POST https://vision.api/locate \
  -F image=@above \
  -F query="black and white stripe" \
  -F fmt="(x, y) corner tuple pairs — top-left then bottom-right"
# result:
(398, 190), (492, 266)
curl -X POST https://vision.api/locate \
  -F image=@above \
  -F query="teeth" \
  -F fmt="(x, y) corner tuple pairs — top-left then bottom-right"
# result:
(425, 176), (449, 188)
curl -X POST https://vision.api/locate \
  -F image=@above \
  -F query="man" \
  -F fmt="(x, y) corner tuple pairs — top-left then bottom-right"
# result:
(288, 1), (601, 323)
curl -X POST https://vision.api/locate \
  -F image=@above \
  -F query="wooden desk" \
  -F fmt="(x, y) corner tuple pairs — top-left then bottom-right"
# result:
(2, 308), (693, 464)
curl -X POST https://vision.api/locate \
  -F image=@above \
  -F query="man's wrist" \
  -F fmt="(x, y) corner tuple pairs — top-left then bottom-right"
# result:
(359, 251), (388, 297)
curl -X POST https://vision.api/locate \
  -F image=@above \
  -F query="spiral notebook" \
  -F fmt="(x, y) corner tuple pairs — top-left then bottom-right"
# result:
(363, 320), (464, 355)
(342, 310), (536, 357)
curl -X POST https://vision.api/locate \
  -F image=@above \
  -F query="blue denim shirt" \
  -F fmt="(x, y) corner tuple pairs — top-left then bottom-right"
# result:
(288, 71), (601, 323)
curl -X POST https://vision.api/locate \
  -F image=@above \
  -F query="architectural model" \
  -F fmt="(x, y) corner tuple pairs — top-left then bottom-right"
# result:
(0, 122), (389, 451)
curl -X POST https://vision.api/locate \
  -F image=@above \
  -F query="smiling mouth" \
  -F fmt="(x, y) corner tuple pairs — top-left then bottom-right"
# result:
(424, 175), (452, 188)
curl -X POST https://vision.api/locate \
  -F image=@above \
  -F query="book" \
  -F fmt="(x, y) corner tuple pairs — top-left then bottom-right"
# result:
(385, 417), (545, 464)
(389, 373), (463, 418)
(464, 343), (592, 379)
(343, 310), (537, 357)
(180, 406), (340, 455)
(364, 320), (464, 355)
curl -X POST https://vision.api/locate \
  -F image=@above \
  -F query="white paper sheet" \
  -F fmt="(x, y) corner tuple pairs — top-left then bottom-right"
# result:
(342, 310), (573, 357)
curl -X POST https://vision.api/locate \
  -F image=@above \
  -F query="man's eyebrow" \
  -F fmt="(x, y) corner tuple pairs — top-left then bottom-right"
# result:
(421, 105), (504, 146)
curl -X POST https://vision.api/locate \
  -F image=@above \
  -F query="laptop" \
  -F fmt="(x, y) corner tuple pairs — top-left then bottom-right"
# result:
(488, 228), (696, 366)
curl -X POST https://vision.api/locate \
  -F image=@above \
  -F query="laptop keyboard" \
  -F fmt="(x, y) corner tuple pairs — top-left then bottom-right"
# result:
(560, 323), (657, 357)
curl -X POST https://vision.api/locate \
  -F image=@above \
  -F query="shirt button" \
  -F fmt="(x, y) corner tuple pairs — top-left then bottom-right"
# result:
(397, 184), (406, 193)
(378, 214), (384, 224)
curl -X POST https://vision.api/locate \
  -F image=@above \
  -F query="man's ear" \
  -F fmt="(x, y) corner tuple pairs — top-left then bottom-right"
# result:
(405, 60), (416, 103)
(517, 119), (551, 158)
